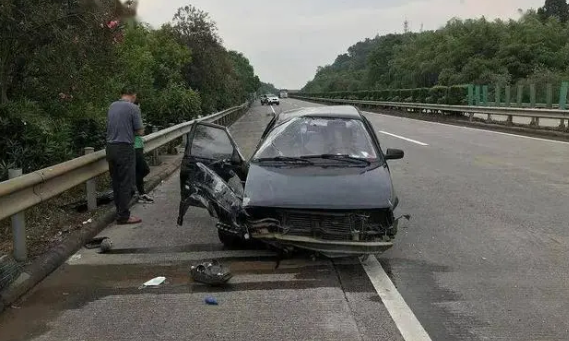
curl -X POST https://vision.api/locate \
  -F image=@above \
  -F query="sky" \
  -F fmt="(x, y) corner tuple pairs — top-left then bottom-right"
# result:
(136, 0), (545, 90)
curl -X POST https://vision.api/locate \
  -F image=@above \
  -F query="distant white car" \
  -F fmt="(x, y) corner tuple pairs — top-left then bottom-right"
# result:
(266, 95), (280, 105)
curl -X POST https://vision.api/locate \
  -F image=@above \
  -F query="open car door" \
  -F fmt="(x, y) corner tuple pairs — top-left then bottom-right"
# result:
(177, 122), (248, 227)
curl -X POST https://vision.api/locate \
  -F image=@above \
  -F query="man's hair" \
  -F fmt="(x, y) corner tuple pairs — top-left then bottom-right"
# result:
(121, 86), (137, 96)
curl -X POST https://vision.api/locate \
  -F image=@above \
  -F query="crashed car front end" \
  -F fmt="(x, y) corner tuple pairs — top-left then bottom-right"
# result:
(178, 162), (402, 258)
(243, 207), (398, 257)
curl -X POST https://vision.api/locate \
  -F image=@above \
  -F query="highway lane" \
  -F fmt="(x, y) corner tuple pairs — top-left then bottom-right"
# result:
(2, 98), (568, 341)
(0, 100), (404, 341)
(288, 98), (569, 340)
(366, 111), (569, 341)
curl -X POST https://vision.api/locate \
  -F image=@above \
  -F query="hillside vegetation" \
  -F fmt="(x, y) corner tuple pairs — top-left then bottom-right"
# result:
(0, 1), (264, 180)
(301, 0), (569, 94)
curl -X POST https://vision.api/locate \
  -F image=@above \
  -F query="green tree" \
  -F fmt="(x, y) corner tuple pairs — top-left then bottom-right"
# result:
(301, 5), (569, 94)
(538, 0), (569, 22)
(0, 1), (263, 179)
(172, 5), (227, 113)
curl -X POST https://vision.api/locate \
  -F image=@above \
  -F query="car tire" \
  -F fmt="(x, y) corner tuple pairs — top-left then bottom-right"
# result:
(218, 230), (245, 249)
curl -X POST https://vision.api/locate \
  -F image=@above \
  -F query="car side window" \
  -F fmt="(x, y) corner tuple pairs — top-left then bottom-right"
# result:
(190, 124), (234, 160)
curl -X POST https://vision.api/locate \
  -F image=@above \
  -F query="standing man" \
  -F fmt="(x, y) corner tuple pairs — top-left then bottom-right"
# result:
(106, 86), (143, 224)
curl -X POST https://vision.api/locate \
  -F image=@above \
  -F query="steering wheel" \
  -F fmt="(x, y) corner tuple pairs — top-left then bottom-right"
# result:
(208, 158), (230, 168)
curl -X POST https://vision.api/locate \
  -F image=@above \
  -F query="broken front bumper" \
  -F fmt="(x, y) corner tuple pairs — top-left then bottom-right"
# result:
(251, 233), (393, 257)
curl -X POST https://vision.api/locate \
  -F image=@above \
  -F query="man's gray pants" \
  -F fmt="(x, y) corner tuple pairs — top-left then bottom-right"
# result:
(106, 143), (135, 223)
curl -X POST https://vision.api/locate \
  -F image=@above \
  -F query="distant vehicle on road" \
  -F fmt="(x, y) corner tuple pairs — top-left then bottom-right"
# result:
(265, 94), (279, 105)
(177, 105), (407, 258)
(260, 94), (268, 105)
(279, 90), (288, 98)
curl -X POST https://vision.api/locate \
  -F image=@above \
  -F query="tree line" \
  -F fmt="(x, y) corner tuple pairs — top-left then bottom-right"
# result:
(301, 0), (569, 94)
(0, 1), (264, 180)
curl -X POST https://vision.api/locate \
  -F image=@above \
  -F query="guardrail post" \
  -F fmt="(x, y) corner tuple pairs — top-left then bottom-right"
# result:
(8, 169), (27, 262)
(558, 82), (568, 130)
(84, 147), (97, 211)
(530, 84), (538, 126)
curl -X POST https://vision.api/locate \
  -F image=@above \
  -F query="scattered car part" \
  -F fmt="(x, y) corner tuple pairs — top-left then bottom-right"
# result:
(190, 260), (233, 286)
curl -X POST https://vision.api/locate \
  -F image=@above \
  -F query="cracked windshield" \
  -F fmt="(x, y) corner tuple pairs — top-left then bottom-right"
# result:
(254, 117), (378, 160)
(1, 1), (569, 341)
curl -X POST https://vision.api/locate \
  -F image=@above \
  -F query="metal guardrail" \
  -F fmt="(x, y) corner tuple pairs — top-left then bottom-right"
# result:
(0, 103), (248, 228)
(291, 96), (569, 125)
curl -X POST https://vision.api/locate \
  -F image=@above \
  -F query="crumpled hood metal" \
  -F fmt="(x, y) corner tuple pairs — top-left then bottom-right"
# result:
(243, 164), (395, 209)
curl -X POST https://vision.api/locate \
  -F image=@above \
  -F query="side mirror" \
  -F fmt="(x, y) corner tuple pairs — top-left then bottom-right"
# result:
(385, 148), (404, 160)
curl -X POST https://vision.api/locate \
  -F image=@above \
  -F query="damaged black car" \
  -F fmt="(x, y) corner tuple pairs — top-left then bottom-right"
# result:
(177, 105), (407, 258)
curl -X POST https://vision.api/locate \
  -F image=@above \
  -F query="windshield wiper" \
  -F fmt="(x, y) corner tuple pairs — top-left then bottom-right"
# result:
(255, 156), (315, 164)
(301, 154), (371, 165)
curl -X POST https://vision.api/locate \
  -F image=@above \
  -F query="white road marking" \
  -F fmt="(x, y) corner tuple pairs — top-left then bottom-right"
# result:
(361, 256), (433, 341)
(435, 122), (569, 144)
(365, 110), (569, 145)
(379, 131), (429, 146)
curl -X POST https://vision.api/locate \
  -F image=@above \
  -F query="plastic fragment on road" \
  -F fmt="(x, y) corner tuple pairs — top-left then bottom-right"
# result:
(139, 276), (166, 289)
(205, 296), (218, 305)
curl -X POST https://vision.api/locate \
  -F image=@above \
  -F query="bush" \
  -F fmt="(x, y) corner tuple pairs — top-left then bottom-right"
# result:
(298, 84), (475, 106)
(144, 85), (202, 126)
(429, 86), (448, 104)
(448, 85), (468, 105)
(0, 100), (75, 180)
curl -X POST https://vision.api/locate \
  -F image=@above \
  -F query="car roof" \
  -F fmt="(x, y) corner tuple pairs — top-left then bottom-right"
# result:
(275, 105), (363, 122)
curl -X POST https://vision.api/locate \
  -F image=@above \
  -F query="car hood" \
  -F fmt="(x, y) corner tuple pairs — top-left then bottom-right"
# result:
(243, 163), (395, 209)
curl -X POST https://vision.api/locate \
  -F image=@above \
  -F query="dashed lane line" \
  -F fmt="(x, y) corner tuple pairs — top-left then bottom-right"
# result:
(379, 131), (429, 146)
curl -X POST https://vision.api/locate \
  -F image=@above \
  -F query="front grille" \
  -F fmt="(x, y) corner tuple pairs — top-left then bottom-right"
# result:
(278, 209), (391, 241)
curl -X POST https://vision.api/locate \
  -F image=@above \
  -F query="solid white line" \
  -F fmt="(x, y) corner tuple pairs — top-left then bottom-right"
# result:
(434, 122), (569, 144)
(361, 256), (432, 341)
(379, 131), (429, 146)
(365, 110), (569, 145)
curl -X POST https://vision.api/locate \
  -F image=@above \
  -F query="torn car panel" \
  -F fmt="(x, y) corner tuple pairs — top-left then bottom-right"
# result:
(177, 162), (246, 227)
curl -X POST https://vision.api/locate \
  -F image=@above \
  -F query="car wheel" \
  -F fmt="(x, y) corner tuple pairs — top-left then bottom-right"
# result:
(218, 230), (245, 249)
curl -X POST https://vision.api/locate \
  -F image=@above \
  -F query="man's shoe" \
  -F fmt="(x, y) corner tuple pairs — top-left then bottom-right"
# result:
(138, 194), (154, 203)
(117, 216), (142, 225)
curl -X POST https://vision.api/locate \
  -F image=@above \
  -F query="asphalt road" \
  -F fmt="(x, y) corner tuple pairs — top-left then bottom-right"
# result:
(1, 99), (569, 341)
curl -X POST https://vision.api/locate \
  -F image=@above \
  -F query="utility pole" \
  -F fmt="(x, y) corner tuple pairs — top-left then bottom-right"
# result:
(404, 19), (409, 33)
